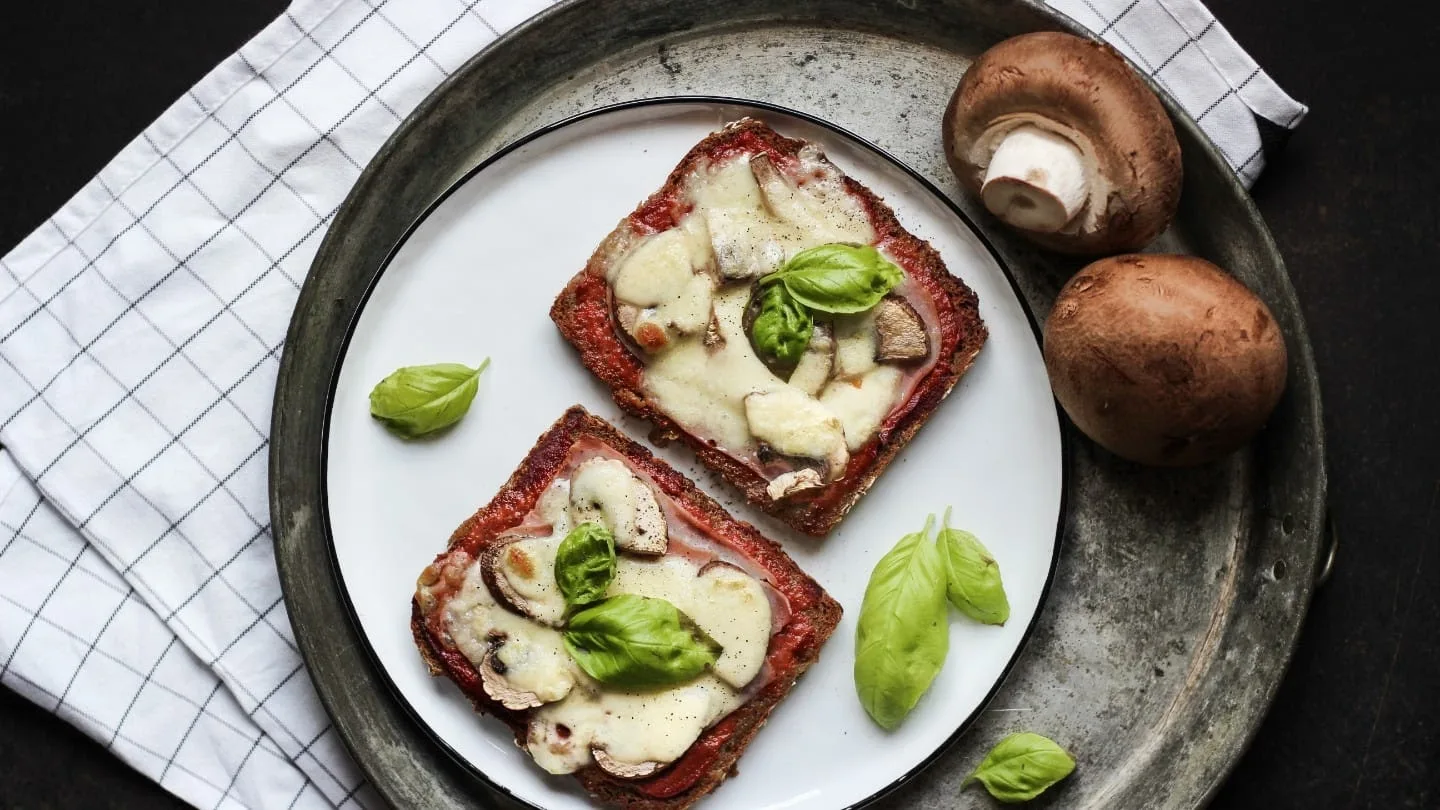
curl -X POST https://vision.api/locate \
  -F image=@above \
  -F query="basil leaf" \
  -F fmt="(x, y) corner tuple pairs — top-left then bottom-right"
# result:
(369, 359), (489, 438)
(751, 282), (814, 364)
(554, 522), (616, 609)
(563, 594), (721, 688)
(938, 512), (1010, 626)
(854, 515), (950, 730)
(964, 732), (1075, 803)
(764, 243), (903, 314)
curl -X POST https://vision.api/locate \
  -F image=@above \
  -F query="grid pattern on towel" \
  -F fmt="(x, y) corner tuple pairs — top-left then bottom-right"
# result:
(0, 0), (1303, 807)
(0, 452), (368, 810)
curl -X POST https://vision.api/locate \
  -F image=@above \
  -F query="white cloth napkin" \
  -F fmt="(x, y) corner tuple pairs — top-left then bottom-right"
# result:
(0, 0), (1305, 807)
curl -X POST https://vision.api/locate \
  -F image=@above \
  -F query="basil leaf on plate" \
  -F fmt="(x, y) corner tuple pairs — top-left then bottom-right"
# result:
(964, 732), (1076, 803)
(854, 514), (950, 730)
(751, 282), (814, 363)
(763, 243), (904, 314)
(938, 511), (1010, 626)
(554, 522), (616, 609)
(563, 594), (721, 688)
(368, 359), (489, 438)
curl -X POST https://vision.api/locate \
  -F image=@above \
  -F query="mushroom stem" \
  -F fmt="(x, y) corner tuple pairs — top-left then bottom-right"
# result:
(981, 125), (1089, 233)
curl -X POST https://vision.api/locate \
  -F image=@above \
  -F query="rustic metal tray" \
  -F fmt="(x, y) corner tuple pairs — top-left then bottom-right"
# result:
(269, 1), (1328, 808)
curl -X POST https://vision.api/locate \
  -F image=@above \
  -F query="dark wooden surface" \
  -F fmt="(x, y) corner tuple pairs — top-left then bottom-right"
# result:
(1, 1), (1436, 808)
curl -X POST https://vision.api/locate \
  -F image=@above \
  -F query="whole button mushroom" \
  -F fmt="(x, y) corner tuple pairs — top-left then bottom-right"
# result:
(943, 32), (1183, 254)
(1043, 254), (1288, 466)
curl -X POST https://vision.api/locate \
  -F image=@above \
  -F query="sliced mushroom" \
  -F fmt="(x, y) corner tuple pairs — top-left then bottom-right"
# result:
(788, 323), (834, 395)
(591, 747), (665, 780)
(479, 643), (547, 711)
(766, 468), (825, 501)
(943, 32), (1182, 254)
(750, 153), (815, 227)
(480, 534), (564, 627)
(570, 458), (668, 555)
(873, 297), (929, 362)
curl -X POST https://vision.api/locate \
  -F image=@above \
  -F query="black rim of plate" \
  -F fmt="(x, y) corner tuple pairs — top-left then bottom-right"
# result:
(316, 96), (1071, 810)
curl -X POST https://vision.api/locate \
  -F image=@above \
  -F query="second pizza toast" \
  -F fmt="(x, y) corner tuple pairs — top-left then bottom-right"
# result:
(551, 118), (987, 536)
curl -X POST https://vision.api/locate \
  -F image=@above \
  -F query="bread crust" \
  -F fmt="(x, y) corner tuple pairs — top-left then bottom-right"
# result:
(550, 118), (987, 536)
(411, 406), (843, 809)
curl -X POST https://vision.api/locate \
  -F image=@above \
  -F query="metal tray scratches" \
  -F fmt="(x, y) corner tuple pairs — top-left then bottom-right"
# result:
(270, 1), (1327, 808)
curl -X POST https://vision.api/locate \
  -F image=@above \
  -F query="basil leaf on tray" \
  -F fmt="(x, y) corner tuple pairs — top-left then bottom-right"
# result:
(763, 243), (903, 314)
(563, 594), (721, 688)
(368, 359), (489, 438)
(854, 514), (949, 730)
(554, 522), (616, 609)
(938, 511), (1011, 626)
(751, 282), (814, 364)
(964, 732), (1076, 803)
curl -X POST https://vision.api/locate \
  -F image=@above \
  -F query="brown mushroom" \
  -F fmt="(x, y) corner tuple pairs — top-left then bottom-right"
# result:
(479, 535), (564, 628)
(591, 747), (665, 780)
(943, 32), (1182, 254)
(873, 297), (929, 361)
(1043, 254), (1287, 466)
(704, 306), (726, 350)
(766, 468), (825, 500)
(479, 642), (547, 711)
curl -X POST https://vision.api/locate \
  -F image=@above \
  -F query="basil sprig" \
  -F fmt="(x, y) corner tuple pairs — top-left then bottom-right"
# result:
(563, 594), (722, 689)
(751, 282), (814, 364)
(368, 359), (489, 438)
(964, 732), (1076, 802)
(938, 512), (1010, 626)
(761, 243), (904, 314)
(854, 515), (950, 730)
(554, 522), (616, 609)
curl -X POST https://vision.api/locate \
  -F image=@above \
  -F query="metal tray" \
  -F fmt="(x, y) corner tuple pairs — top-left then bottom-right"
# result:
(270, 1), (1328, 807)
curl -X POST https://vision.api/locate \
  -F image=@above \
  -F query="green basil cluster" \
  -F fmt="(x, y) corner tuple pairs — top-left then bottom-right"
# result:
(964, 732), (1075, 802)
(554, 522), (616, 609)
(750, 243), (904, 363)
(563, 594), (722, 688)
(368, 359), (490, 438)
(853, 509), (1010, 730)
(550, 523), (720, 688)
(751, 283), (814, 364)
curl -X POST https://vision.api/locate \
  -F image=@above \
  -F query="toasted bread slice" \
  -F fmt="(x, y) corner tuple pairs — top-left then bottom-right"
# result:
(412, 406), (842, 809)
(550, 118), (986, 536)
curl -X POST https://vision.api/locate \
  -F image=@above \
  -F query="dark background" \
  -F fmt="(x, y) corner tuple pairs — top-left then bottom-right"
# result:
(0, 1), (1436, 808)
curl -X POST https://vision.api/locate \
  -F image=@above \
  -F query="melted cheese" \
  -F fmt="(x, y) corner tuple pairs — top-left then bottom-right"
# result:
(633, 150), (910, 470)
(529, 674), (744, 772)
(570, 458), (667, 553)
(643, 285), (788, 451)
(611, 229), (695, 306)
(744, 387), (847, 464)
(820, 365), (905, 451)
(498, 535), (566, 626)
(833, 311), (879, 378)
(689, 565), (772, 688)
(445, 565), (577, 703)
(444, 455), (778, 776)
(692, 156), (874, 279)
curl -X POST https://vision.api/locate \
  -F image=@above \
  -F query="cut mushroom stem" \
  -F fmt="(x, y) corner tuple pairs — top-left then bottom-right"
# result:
(591, 747), (665, 779)
(479, 643), (546, 711)
(981, 124), (1089, 233)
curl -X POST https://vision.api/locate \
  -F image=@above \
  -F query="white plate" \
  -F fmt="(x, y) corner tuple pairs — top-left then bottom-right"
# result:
(324, 100), (1064, 810)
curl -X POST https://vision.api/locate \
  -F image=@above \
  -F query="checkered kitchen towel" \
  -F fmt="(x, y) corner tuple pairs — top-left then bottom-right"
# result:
(0, 0), (1304, 807)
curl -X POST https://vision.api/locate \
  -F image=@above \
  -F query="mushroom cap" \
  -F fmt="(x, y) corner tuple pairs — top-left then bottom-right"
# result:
(1043, 254), (1288, 466)
(943, 31), (1182, 255)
